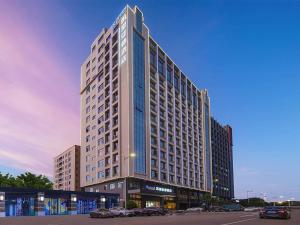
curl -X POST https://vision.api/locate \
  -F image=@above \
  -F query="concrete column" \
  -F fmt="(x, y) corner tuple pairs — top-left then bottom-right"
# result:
(0, 192), (5, 217)
(35, 192), (45, 216)
(68, 194), (77, 215)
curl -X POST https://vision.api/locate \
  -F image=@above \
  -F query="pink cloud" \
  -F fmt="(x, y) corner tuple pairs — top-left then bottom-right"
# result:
(0, 3), (80, 177)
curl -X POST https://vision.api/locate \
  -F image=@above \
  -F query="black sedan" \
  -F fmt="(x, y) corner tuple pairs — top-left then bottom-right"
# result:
(259, 206), (291, 219)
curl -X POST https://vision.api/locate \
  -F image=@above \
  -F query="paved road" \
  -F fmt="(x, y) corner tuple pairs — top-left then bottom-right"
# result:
(0, 210), (299, 225)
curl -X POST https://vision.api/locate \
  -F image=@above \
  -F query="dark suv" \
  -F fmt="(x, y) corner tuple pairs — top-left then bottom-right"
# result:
(259, 206), (291, 219)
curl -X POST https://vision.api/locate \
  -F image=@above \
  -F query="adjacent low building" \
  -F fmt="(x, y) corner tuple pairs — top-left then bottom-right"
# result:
(0, 187), (119, 217)
(53, 145), (81, 191)
(211, 118), (234, 200)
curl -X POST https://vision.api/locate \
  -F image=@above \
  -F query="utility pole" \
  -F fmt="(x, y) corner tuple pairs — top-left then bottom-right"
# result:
(246, 190), (253, 206)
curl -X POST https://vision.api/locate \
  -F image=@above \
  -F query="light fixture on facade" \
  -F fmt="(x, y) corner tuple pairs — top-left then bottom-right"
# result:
(39, 196), (44, 201)
(130, 152), (136, 158)
(0, 194), (4, 201)
(101, 197), (106, 202)
(71, 196), (77, 202)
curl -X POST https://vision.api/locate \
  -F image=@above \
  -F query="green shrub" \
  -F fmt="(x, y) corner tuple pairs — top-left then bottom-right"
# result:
(126, 200), (138, 209)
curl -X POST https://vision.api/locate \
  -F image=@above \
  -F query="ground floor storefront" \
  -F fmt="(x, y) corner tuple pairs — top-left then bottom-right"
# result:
(85, 178), (208, 210)
(127, 178), (206, 210)
(0, 187), (119, 217)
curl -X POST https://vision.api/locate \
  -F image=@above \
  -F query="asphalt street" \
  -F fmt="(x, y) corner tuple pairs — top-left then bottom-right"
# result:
(0, 210), (299, 225)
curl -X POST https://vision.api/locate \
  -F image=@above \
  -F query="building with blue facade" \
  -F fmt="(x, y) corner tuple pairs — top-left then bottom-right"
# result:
(0, 187), (119, 217)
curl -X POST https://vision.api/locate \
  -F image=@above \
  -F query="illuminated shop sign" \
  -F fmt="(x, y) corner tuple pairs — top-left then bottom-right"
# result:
(119, 10), (127, 65)
(145, 185), (173, 193)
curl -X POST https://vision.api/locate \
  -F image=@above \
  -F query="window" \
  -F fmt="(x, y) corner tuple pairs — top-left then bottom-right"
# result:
(167, 67), (172, 84)
(151, 170), (158, 179)
(174, 75), (179, 90)
(158, 59), (164, 76)
(118, 182), (123, 188)
(133, 30), (146, 174)
(98, 137), (104, 146)
(109, 183), (115, 190)
(98, 149), (104, 156)
(160, 129), (165, 138)
(98, 105), (104, 114)
(151, 136), (157, 145)
(160, 140), (165, 149)
(98, 83), (104, 92)
(151, 159), (157, 167)
(86, 96), (90, 104)
(160, 151), (166, 159)
(98, 94), (104, 103)
(86, 125), (90, 133)
(98, 126), (104, 135)
(150, 50), (156, 67)
(86, 165), (90, 172)
(98, 160), (105, 168)
(181, 81), (186, 96)
(97, 171), (104, 179)
(193, 93), (197, 107)
(86, 106), (90, 114)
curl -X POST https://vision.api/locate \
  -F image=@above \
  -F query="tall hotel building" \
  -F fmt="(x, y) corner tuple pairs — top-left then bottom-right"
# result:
(211, 118), (234, 200)
(80, 5), (212, 209)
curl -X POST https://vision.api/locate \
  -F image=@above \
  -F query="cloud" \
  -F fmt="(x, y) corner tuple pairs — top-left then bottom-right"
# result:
(0, 3), (80, 177)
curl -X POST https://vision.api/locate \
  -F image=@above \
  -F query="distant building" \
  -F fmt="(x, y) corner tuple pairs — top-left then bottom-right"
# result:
(211, 118), (234, 199)
(53, 145), (81, 191)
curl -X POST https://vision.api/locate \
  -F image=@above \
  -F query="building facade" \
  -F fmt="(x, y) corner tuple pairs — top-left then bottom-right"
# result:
(80, 5), (213, 209)
(0, 187), (118, 217)
(53, 145), (81, 191)
(211, 118), (234, 200)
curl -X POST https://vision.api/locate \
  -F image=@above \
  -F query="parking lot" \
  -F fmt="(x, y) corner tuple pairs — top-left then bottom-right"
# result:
(0, 210), (299, 225)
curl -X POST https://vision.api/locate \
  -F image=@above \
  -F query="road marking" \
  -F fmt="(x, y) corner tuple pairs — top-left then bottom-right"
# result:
(239, 214), (256, 218)
(221, 218), (257, 225)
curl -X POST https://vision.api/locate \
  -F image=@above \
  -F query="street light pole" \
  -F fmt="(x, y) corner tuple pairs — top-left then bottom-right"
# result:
(246, 190), (253, 206)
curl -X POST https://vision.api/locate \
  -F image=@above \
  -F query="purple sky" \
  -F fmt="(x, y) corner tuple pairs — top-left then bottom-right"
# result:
(0, 1), (80, 176)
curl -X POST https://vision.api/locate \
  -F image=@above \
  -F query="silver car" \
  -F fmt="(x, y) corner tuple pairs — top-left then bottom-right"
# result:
(109, 207), (135, 217)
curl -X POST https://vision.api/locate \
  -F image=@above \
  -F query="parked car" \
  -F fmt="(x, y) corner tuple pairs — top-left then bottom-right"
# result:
(244, 207), (261, 212)
(185, 207), (204, 213)
(222, 204), (244, 212)
(130, 208), (145, 216)
(259, 206), (291, 219)
(109, 207), (135, 217)
(210, 206), (225, 212)
(142, 207), (167, 216)
(127, 207), (168, 216)
(90, 208), (115, 218)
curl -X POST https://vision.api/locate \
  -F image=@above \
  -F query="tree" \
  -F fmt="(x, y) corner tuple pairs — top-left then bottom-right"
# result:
(239, 197), (266, 207)
(126, 200), (138, 209)
(0, 173), (17, 187)
(16, 172), (53, 190)
(0, 172), (53, 190)
(203, 193), (212, 207)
